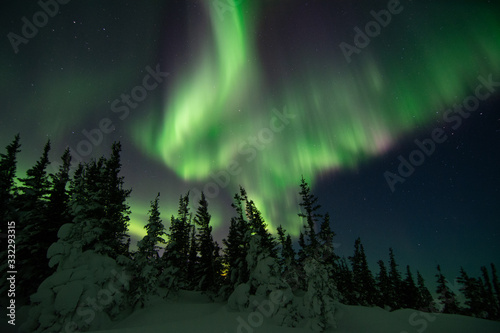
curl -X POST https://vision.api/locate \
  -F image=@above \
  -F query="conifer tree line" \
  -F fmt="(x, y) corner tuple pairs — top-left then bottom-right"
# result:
(1, 136), (499, 328)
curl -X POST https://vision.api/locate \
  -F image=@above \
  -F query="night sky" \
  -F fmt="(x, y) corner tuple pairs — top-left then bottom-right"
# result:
(1, 0), (499, 287)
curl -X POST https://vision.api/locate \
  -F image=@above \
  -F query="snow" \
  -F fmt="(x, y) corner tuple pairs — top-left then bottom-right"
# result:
(41, 291), (495, 333)
(5, 289), (500, 333)
(19, 249), (131, 333)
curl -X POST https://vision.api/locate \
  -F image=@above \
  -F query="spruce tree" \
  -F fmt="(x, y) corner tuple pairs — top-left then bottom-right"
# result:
(435, 265), (461, 314)
(193, 192), (220, 294)
(458, 267), (484, 318)
(277, 225), (297, 289)
(15, 140), (51, 303)
(222, 190), (250, 294)
(490, 263), (500, 320)
(132, 193), (166, 307)
(416, 271), (436, 312)
(0, 134), (21, 224)
(0, 135), (21, 293)
(376, 260), (392, 309)
(102, 141), (131, 258)
(44, 148), (72, 262)
(349, 238), (376, 305)
(317, 213), (339, 267)
(160, 192), (192, 293)
(244, 194), (277, 258)
(69, 157), (108, 252)
(186, 224), (198, 289)
(388, 248), (403, 309)
(337, 257), (356, 305)
(480, 266), (497, 319)
(297, 176), (321, 257)
(402, 265), (419, 309)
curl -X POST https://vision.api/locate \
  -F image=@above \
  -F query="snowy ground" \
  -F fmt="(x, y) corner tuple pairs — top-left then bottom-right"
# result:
(3, 290), (499, 332)
(83, 291), (500, 333)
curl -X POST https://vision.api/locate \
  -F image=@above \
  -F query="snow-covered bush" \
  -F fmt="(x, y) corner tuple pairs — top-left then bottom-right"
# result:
(300, 256), (337, 332)
(20, 223), (132, 333)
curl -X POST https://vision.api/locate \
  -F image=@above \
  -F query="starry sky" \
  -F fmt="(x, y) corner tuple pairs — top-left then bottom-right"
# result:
(1, 0), (499, 286)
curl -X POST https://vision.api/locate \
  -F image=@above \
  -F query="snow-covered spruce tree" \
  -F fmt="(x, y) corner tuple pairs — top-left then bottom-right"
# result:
(45, 148), (73, 259)
(21, 145), (135, 332)
(193, 192), (221, 295)
(21, 221), (132, 332)
(131, 193), (166, 308)
(416, 271), (436, 312)
(348, 237), (376, 306)
(376, 260), (392, 309)
(402, 265), (419, 309)
(277, 225), (299, 292)
(159, 193), (192, 296)
(296, 178), (338, 331)
(435, 265), (461, 314)
(301, 255), (337, 332)
(226, 189), (299, 327)
(0, 134), (21, 296)
(15, 140), (51, 304)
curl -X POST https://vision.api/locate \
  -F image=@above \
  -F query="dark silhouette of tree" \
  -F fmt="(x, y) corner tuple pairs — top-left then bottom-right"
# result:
(138, 193), (166, 259)
(68, 143), (131, 260)
(491, 263), (500, 320)
(277, 224), (298, 290)
(243, 192), (277, 258)
(297, 176), (321, 256)
(376, 260), (391, 308)
(222, 189), (250, 294)
(193, 192), (220, 294)
(349, 237), (376, 305)
(317, 213), (339, 267)
(435, 265), (461, 314)
(480, 266), (497, 319)
(160, 192), (192, 292)
(132, 193), (166, 307)
(0, 134), (21, 297)
(402, 265), (419, 309)
(416, 271), (436, 312)
(458, 267), (486, 318)
(103, 141), (131, 257)
(337, 257), (356, 305)
(15, 140), (51, 304)
(0, 133), (21, 224)
(44, 148), (72, 262)
(388, 248), (403, 309)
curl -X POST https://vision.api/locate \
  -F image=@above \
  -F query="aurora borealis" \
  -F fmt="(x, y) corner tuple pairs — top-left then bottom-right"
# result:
(1, 0), (499, 284)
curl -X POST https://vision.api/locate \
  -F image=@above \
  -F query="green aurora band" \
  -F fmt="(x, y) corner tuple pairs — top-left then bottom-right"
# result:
(132, 1), (500, 236)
